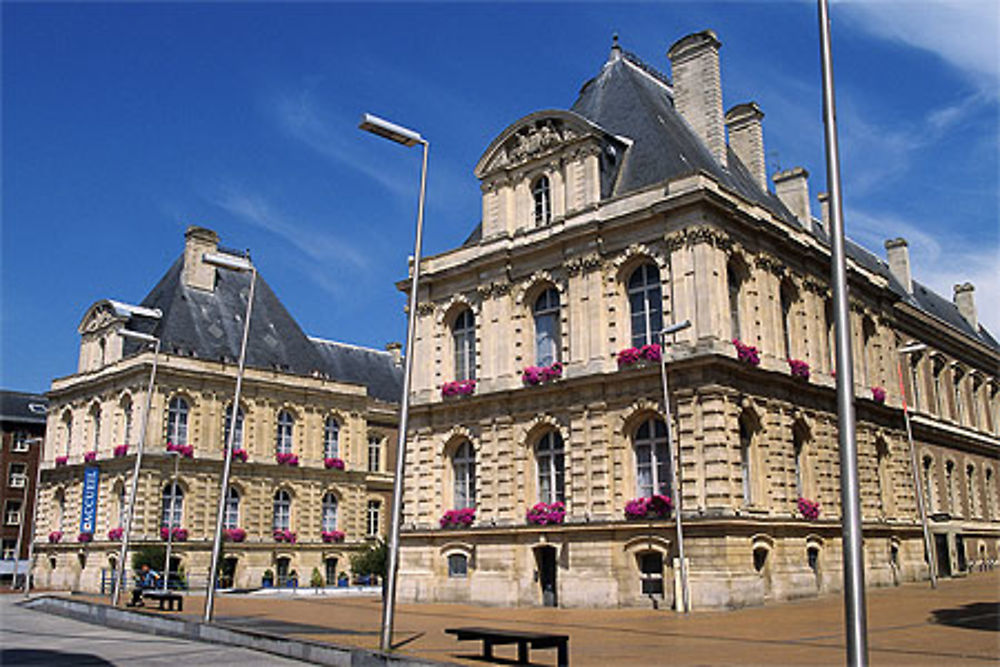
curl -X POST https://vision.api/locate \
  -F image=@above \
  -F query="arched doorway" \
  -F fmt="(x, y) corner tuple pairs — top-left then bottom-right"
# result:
(324, 557), (338, 586)
(220, 556), (238, 589)
(533, 546), (558, 607)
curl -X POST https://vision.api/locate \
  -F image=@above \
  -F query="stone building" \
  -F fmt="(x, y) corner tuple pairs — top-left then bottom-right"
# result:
(1, 391), (48, 583)
(396, 32), (1000, 609)
(36, 227), (402, 592)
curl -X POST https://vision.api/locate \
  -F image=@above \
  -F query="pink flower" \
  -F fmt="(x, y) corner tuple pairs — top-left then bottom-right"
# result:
(107, 527), (124, 540)
(113, 445), (129, 457)
(523, 362), (563, 386)
(159, 526), (188, 541)
(639, 344), (662, 363)
(223, 527), (247, 542)
(321, 530), (345, 543)
(77, 532), (93, 543)
(324, 457), (345, 470)
(276, 452), (299, 466)
(624, 494), (673, 520)
(871, 386), (886, 404)
(732, 339), (761, 366)
(48, 531), (63, 543)
(441, 379), (477, 397)
(440, 507), (476, 528)
(788, 359), (810, 380)
(54, 456), (68, 466)
(84, 451), (97, 463)
(526, 502), (565, 525)
(273, 529), (297, 543)
(232, 448), (248, 463)
(616, 347), (641, 367)
(166, 442), (194, 458)
(797, 497), (821, 521)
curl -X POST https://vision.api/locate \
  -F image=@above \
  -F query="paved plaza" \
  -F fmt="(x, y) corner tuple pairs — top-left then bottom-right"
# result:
(53, 570), (1000, 665)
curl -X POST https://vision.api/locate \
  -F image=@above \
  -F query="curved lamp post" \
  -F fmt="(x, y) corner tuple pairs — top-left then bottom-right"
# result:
(203, 251), (255, 622)
(359, 112), (428, 652)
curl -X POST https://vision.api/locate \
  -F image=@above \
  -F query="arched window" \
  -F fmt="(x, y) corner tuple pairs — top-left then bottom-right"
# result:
(161, 483), (183, 528)
(224, 404), (244, 451)
(861, 318), (876, 386)
(167, 397), (189, 446)
(453, 441), (476, 510)
(275, 410), (294, 455)
(909, 354), (922, 411)
(272, 490), (291, 531)
(986, 468), (996, 519)
(945, 460), (956, 513)
(90, 405), (101, 451)
(533, 288), (561, 366)
(970, 377), (982, 428)
(116, 486), (126, 527)
(953, 370), (965, 424)
(780, 282), (795, 360)
(966, 464), (977, 518)
(739, 418), (753, 505)
(63, 412), (73, 456)
(727, 263), (742, 341)
(876, 439), (889, 514)
(321, 492), (338, 531)
(532, 175), (551, 225)
(224, 487), (240, 529)
(121, 396), (133, 445)
(792, 429), (805, 498)
(55, 490), (65, 532)
(452, 309), (476, 381)
(627, 264), (663, 348)
(536, 431), (565, 504)
(634, 417), (669, 498)
(825, 300), (836, 373)
(324, 417), (340, 459)
(932, 358), (945, 416)
(922, 455), (936, 513)
(638, 551), (664, 595)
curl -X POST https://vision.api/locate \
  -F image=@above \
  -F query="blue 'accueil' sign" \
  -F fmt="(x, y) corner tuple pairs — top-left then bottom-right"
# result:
(80, 467), (100, 534)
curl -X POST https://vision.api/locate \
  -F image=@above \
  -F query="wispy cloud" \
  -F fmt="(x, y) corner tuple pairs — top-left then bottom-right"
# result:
(846, 207), (1000, 336)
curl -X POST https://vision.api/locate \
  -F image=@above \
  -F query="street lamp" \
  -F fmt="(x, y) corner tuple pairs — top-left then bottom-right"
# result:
(203, 250), (255, 622)
(657, 320), (692, 613)
(12, 437), (43, 593)
(359, 112), (428, 653)
(896, 342), (937, 588)
(162, 450), (181, 592)
(111, 319), (162, 607)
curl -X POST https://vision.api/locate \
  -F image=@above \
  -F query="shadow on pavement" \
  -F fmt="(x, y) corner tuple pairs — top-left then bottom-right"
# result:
(1, 649), (115, 666)
(930, 601), (1000, 632)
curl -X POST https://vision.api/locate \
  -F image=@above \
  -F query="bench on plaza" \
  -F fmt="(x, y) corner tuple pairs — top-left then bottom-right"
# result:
(445, 626), (568, 666)
(143, 590), (183, 611)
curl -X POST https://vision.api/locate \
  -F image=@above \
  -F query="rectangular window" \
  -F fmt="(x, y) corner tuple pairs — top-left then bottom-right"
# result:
(12, 432), (31, 453)
(448, 553), (468, 578)
(366, 500), (381, 536)
(5, 500), (23, 526)
(2, 539), (17, 560)
(639, 552), (664, 596)
(368, 437), (381, 472)
(8, 463), (27, 488)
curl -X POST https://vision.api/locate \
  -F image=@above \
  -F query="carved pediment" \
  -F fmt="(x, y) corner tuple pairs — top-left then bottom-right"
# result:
(78, 300), (128, 335)
(475, 110), (609, 179)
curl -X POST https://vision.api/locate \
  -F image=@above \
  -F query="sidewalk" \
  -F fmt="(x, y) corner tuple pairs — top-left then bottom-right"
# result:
(77, 571), (998, 665)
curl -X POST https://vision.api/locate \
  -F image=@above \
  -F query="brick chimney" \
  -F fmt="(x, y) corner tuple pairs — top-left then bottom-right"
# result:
(953, 283), (977, 330)
(725, 102), (766, 189)
(182, 226), (219, 291)
(667, 30), (727, 168)
(817, 192), (830, 230)
(772, 167), (811, 225)
(884, 238), (912, 293)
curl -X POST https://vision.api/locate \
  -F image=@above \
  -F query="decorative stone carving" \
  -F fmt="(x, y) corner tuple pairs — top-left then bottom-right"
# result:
(477, 282), (512, 299)
(755, 253), (784, 277)
(82, 306), (117, 333)
(664, 226), (731, 253)
(565, 254), (603, 277)
(415, 303), (436, 316)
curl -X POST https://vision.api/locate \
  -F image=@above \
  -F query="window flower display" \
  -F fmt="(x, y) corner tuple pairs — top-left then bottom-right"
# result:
(321, 530), (345, 543)
(797, 497), (821, 521)
(84, 451), (97, 463)
(624, 494), (673, 520)
(787, 359), (810, 380)
(54, 456), (68, 467)
(522, 362), (564, 385)
(732, 339), (760, 366)
(273, 529), (297, 543)
(223, 527), (246, 542)
(871, 386), (886, 404)
(526, 501), (565, 525)
(166, 442), (194, 458)
(77, 532), (93, 543)
(324, 457), (345, 470)
(113, 445), (129, 458)
(159, 526), (188, 541)
(275, 452), (299, 466)
(48, 531), (63, 543)
(441, 379), (477, 397)
(616, 344), (661, 368)
(107, 527), (124, 541)
(232, 448), (248, 463)
(439, 507), (476, 528)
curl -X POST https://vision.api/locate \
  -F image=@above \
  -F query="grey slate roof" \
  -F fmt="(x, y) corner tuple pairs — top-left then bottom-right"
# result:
(123, 254), (403, 402)
(310, 339), (403, 404)
(0, 391), (49, 425)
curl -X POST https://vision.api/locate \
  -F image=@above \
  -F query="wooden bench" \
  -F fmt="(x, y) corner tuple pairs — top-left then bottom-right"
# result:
(446, 627), (568, 666)
(143, 590), (184, 611)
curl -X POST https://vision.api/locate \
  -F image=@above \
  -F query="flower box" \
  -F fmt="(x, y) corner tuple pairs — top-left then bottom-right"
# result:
(441, 379), (476, 397)
(113, 445), (129, 458)
(439, 507), (475, 528)
(526, 502), (565, 526)
(232, 448), (248, 463)
(276, 452), (299, 466)
(48, 531), (63, 543)
(54, 456), (68, 467)
(273, 529), (297, 543)
(616, 344), (661, 368)
(788, 359), (810, 380)
(871, 386), (886, 404)
(84, 451), (97, 463)
(624, 494), (673, 520)
(107, 527), (124, 541)
(324, 457), (345, 470)
(522, 362), (563, 385)
(159, 526), (188, 541)
(223, 527), (247, 542)
(77, 532), (93, 543)
(732, 339), (760, 366)
(797, 497), (821, 521)
(321, 530), (345, 543)
(166, 442), (194, 458)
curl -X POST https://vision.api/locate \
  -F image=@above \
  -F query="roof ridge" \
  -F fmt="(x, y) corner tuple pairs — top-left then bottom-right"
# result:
(308, 336), (393, 356)
(621, 50), (672, 89)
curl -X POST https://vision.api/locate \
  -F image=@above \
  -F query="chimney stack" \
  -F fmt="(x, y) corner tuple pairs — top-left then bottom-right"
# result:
(667, 30), (727, 168)
(884, 238), (912, 293)
(182, 226), (220, 291)
(772, 167), (811, 225)
(725, 102), (766, 189)
(385, 341), (403, 365)
(817, 192), (830, 230)
(953, 283), (978, 330)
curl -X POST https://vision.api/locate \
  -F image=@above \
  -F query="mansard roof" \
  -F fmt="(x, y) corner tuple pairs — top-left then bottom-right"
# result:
(0, 390), (48, 425)
(119, 254), (402, 402)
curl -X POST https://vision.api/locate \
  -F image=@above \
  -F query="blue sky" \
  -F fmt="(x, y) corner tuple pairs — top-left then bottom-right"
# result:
(3, 1), (997, 394)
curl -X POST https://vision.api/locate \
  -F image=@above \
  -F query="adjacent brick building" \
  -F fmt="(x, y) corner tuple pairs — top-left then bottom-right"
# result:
(1, 390), (48, 582)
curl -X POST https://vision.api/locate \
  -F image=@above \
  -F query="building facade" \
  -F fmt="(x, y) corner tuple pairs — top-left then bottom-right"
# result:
(1, 391), (48, 583)
(396, 32), (1000, 609)
(36, 227), (402, 592)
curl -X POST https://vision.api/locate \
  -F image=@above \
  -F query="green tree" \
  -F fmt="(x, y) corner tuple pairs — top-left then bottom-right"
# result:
(131, 545), (166, 572)
(310, 567), (324, 588)
(350, 540), (387, 578)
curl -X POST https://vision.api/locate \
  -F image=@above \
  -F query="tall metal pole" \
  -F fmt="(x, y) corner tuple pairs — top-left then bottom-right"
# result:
(818, 0), (868, 663)
(204, 263), (256, 622)
(896, 354), (937, 588)
(162, 451), (180, 592)
(380, 137), (428, 652)
(658, 321), (691, 613)
(23, 438), (44, 596)
(112, 338), (161, 607)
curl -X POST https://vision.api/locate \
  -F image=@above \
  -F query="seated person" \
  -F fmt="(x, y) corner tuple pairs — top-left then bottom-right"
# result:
(128, 564), (160, 607)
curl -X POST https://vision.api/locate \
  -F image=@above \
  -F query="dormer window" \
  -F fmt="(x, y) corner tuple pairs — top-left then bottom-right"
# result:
(532, 175), (551, 226)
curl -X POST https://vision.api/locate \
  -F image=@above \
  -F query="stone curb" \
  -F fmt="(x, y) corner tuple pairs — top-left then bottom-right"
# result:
(21, 595), (447, 666)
